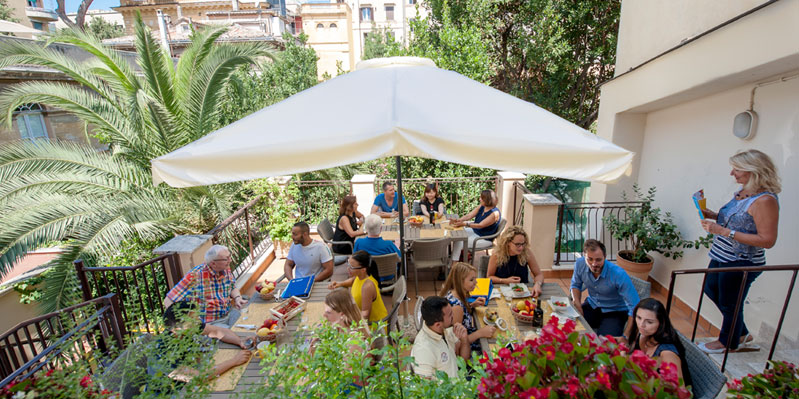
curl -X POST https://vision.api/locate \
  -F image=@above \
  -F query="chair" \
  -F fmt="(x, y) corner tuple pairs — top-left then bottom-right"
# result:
(477, 255), (489, 278)
(414, 295), (425, 333)
(408, 238), (450, 295)
(677, 332), (727, 399)
(412, 200), (421, 215)
(317, 218), (350, 265)
(372, 253), (401, 293)
(469, 218), (507, 264)
(629, 275), (651, 300)
(380, 276), (407, 337)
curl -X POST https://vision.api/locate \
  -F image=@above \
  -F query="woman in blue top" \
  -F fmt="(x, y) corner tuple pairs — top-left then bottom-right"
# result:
(450, 189), (501, 262)
(628, 298), (692, 388)
(698, 149), (780, 354)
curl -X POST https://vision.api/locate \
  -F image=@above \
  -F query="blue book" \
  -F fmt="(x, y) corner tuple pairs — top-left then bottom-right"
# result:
(281, 275), (315, 299)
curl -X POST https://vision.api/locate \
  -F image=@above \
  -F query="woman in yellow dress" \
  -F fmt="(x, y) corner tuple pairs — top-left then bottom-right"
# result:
(328, 250), (388, 323)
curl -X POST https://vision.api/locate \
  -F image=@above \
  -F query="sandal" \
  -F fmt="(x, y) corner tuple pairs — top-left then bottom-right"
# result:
(698, 342), (725, 354)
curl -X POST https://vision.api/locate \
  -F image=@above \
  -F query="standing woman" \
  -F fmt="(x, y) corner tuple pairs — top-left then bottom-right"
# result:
(418, 184), (446, 217)
(699, 149), (780, 353)
(333, 195), (365, 254)
(487, 226), (545, 297)
(328, 250), (388, 323)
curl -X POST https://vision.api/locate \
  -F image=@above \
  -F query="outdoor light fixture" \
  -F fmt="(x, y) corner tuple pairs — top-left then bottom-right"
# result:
(733, 110), (757, 140)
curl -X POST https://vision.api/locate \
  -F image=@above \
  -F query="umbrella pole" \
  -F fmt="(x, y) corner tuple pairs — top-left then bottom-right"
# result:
(395, 156), (412, 328)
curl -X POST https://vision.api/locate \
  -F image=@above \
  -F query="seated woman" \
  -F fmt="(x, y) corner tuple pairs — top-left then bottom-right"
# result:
(439, 262), (496, 351)
(417, 184), (446, 217)
(628, 298), (692, 386)
(450, 189), (501, 262)
(328, 250), (388, 323)
(487, 226), (544, 297)
(333, 195), (365, 254)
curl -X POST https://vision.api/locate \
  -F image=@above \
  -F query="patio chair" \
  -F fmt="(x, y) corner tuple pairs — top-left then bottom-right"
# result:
(372, 252), (401, 293)
(677, 332), (726, 399)
(412, 200), (421, 215)
(629, 275), (651, 299)
(477, 255), (489, 278)
(380, 276), (407, 337)
(317, 218), (350, 265)
(414, 295), (425, 333)
(468, 218), (507, 265)
(409, 238), (450, 295)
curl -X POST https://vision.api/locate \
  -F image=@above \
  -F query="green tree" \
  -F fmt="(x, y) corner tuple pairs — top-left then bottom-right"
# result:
(85, 16), (125, 40)
(0, 0), (18, 22)
(0, 15), (272, 312)
(362, 26), (402, 60)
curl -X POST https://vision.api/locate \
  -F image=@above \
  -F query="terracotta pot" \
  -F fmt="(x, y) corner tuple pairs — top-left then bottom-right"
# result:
(615, 250), (654, 280)
(272, 240), (291, 259)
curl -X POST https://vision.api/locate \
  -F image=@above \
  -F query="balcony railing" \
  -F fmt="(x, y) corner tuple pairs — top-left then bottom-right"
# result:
(375, 176), (498, 218)
(666, 264), (799, 372)
(74, 253), (182, 335)
(0, 294), (126, 386)
(208, 193), (272, 280)
(554, 201), (645, 264)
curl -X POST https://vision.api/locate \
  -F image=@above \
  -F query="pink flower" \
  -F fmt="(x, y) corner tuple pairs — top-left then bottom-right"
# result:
(659, 361), (679, 385)
(563, 377), (581, 396)
(520, 387), (550, 399)
(80, 375), (92, 388)
(498, 347), (512, 360)
(596, 367), (611, 389)
(561, 342), (574, 354)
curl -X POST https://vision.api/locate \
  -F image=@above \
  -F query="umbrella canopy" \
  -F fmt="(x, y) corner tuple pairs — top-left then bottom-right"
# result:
(0, 20), (42, 34)
(151, 57), (632, 187)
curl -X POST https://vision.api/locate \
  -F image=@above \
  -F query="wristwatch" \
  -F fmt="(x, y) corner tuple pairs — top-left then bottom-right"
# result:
(728, 230), (736, 240)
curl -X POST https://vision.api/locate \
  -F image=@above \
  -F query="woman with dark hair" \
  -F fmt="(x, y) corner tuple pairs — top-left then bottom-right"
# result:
(328, 250), (388, 322)
(418, 184), (446, 217)
(628, 298), (692, 387)
(449, 189), (501, 263)
(333, 195), (365, 254)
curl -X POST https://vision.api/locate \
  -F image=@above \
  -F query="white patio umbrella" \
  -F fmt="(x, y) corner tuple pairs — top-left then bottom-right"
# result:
(151, 56), (633, 290)
(0, 20), (43, 34)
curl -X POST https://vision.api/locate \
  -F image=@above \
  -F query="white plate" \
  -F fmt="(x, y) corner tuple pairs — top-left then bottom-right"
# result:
(548, 297), (579, 320)
(509, 284), (532, 298)
(482, 315), (508, 331)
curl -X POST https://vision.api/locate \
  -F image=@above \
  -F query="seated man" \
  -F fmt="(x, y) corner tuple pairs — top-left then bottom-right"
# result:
(371, 181), (409, 218)
(147, 301), (251, 393)
(164, 245), (246, 327)
(411, 296), (470, 379)
(285, 221), (334, 281)
(570, 239), (640, 337)
(354, 214), (401, 257)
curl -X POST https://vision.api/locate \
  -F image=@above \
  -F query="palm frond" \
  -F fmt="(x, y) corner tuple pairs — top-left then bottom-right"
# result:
(173, 25), (230, 103)
(39, 245), (84, 313)
(133, 15), (180, 121)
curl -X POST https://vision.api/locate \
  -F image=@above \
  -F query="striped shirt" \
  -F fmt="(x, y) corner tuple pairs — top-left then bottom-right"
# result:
(165, 263), (234, 323)
(708, 191), (777, 265)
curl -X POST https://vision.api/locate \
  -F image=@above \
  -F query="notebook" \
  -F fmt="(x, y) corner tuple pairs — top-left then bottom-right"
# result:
(467, 278), (493, 303)
(281, 275), (315, 299)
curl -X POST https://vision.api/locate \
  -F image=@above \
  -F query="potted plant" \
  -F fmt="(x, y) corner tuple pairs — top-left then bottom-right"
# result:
(726, 360), (798, 398)
(478, 316), (692, 398)
(603, 184), (709, 280)
(245, 179), (300, 259)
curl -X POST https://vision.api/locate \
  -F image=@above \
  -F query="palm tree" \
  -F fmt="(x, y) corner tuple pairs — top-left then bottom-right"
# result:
(0, 15), (273, 312)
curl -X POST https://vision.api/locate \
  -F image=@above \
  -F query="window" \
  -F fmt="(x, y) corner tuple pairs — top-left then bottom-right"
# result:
(15, 104), (49, 142)
(329, 23), (337, 30)
(316, 23), (324, 29)
(360, 7), (372, 22)
(27, 0), (37, 6)
(408, 0), (415, 4)
(32, 22), (43, 30)
(385, 5), (394, 20)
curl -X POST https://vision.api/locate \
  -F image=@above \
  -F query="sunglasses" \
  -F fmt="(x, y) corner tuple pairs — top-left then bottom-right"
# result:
(347, 263), (365, 270)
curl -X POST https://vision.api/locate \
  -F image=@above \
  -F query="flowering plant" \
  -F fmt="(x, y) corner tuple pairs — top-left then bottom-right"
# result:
(1, 369), (113, 399)
(478, 316), (691, 399)
(726, 360), (799, 398)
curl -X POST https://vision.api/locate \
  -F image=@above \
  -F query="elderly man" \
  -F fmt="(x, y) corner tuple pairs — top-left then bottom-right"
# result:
(164, 245), (246, 327)
(354, 214), (401, 257)
(285, 221), (334, 281)
(411, 296), (470, 379)
(371, 181), (409, 218)
(570, 239), (640, 338)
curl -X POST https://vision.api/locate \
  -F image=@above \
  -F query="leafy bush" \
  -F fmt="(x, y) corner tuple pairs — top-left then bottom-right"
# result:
(478, 316), (691, 399)
(243, 179), (300, 243)
(726, 361), (799, 399)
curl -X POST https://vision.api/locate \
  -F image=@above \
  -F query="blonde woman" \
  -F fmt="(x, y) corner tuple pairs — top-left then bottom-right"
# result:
(699, 149), (780, 354)
(439, 262), (496, 351)
(450, 189), (502, 262)
(323, 287), (365, 330)
(487, 226), (544, 297)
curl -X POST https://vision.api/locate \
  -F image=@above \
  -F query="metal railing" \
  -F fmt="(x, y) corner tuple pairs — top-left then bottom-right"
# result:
(74, 254), (182, 335)
(295, 179), (352, 225)
(666, 264), (798, 372)
(554, 201), (645, 264)
(0, 294), (126, 385)
(208, 193), (272, 280)
(375, 176), (498, 218)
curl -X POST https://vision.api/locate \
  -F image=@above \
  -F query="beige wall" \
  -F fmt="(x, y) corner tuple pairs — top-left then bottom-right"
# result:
(615, 0), (766, 74)
(0, 288), (41, 335)
(593, 0), (799, 341)
(301, 3), (354, 79)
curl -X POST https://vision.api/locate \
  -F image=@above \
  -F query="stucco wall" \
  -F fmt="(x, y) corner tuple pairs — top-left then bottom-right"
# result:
(615, 0), (768, 74)
(636, 75), (799, 338)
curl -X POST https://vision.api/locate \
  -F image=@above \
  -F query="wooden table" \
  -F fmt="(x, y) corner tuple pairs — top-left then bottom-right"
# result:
(476, 282), (593, 352)
(210, 282), (331, 398)
(379, 223), (468, 261)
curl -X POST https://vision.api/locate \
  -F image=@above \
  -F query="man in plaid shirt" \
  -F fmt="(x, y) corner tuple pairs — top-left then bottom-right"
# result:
(164, 245), (247, 326)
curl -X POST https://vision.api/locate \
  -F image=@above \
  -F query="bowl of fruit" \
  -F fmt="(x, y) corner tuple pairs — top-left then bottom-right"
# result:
(511, 299), (537, 323)
(270, 296), (306, 322)
(408, 215), (425, 227)
(255, 281), (277, 301)
(551, 299), (570, 314)
(256, 318), (284, 343)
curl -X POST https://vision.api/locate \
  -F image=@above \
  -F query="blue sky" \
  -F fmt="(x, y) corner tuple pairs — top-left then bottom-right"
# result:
(64, 0), (120, 13)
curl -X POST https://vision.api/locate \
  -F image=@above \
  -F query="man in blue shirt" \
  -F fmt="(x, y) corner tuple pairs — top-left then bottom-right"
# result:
(570, 239), (640, 338)
(354, 214), (401, 257)
(371, 181), (409, 217)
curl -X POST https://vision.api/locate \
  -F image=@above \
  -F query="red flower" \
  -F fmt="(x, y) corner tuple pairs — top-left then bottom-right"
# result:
(80, 375), (92, 388)
(520, 387), (550, 399)
(596, 367), (612, 389)
(563, 376), (581, 396)
(659, 361), (679, 385)
(561, 342), (574, 354)
(497, 347), (512, 360)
